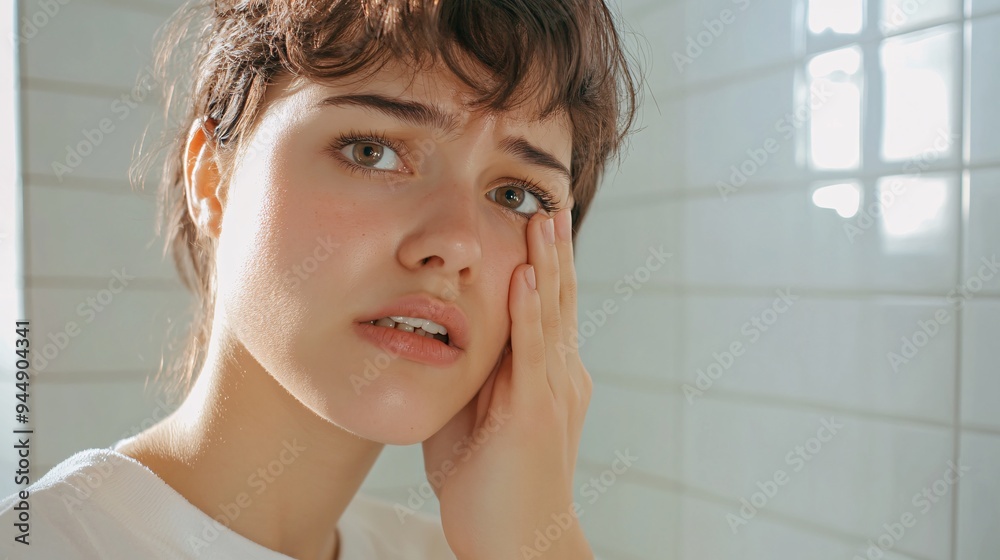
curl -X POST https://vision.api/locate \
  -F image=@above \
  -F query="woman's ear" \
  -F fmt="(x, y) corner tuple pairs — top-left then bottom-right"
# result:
(184, 118), (224, 239)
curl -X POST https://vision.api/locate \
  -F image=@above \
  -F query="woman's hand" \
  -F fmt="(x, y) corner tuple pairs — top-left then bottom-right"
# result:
(421, 207), (594, 560)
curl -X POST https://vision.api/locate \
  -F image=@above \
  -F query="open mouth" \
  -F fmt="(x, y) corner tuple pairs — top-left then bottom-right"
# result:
(367, 317), (450, 346)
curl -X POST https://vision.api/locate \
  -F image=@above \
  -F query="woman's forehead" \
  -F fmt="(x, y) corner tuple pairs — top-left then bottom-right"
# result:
(272, 61), (573, 165)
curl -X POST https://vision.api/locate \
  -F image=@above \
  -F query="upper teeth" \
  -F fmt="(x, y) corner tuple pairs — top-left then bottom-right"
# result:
(380, 316), (448, 335)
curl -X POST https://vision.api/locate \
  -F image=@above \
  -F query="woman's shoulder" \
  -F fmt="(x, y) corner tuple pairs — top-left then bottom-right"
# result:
(0, 448), (458, 560)
(0, 448), (137, 558)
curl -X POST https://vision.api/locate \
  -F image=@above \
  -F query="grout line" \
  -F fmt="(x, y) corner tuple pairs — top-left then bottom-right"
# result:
(577, 282), (1000, 301)
(591, 543), (644, 560)
(589, 372), (958, 432)
(951, 15), (974, 556)
(36, 371), (154, 384)
(95, 0), (178, 18)
(597, 161), (1000, 208)
(959, 424), (1000, 437)
(23, 173), (150, 196)
(648, 9), (1000, 103)
(27, 275), (185, 292)
(577, 460), (939, 560)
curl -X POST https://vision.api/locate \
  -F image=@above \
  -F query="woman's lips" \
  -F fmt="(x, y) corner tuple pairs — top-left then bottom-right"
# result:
(354, 321), (462, 367)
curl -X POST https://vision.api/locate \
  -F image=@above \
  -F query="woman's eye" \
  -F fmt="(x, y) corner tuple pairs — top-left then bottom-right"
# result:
(340, 141), (404, 171)
(487, 185), (542, 216)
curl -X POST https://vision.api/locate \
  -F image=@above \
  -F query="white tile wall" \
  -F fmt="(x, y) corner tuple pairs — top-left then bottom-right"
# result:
(970, 0), (1000, 17)
(683, 399), (954, 559)
(965, 170), (1000, 295)
(956, 432), (1000, 558)
(25, 183), (177, 281)
(968, 14), (1000, 164)
(601, 97), (686, 198)
(578, 291), (681, 382)
(34, 380), (178, 467)
(27, 287), (192, 376)
(679, 182), (960, 292)
(682, 67), (801, 190)
(679, 294), (957, 423)
(679, 0), (798, 86)
(575, 0), (997, 557)
(960, 301), (1000, 429)
(21, 0), (166, 89)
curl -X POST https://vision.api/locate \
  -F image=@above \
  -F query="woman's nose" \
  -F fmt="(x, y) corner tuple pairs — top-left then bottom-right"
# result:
(396, 183), (484, 283)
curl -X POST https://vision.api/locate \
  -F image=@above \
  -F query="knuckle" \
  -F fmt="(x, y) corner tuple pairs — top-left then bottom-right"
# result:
(526, 343), (547, 365)
(542, 314), (562, 332)
(561, 278), (578, 302)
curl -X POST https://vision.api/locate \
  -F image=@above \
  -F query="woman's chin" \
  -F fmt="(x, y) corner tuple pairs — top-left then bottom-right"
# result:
(324, 396), (455, 446)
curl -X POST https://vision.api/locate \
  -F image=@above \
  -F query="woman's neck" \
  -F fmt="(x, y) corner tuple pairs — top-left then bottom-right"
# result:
(117, 328), (385, 560)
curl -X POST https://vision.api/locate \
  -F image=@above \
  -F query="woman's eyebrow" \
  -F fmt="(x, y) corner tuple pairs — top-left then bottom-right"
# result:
(319, 93), (571, 184)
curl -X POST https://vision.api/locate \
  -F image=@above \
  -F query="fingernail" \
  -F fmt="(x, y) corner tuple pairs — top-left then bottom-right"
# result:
(542, 217), (555, 245)
(524, 266), (536, 290)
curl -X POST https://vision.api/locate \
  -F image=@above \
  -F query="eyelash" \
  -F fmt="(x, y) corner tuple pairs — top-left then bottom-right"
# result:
(326, 130), (561, 217)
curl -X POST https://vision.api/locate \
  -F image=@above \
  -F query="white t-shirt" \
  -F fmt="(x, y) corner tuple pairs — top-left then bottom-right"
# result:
(0, 447), (457, 559)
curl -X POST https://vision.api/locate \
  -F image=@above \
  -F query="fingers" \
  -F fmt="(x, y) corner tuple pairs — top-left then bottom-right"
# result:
(528, 210), (577, 399)
(508, 262), (548, 401)
(554, 207), (579, 346)
(553, 207), (590, 402)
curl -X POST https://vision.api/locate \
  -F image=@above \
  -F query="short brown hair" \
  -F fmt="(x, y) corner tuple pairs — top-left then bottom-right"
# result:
(138, 0), (641, 395)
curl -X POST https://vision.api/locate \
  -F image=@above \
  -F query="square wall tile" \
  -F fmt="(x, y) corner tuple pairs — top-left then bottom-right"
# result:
(616, 0), (687, 99)
(602, 98), (685, 199)
(20, 0), (167, 89)
(683, 67), (800, 190)
(960, 301), (1000, 429)
(683, 399), (953, 559)
(679, 182), (960, 292)
(26, 183), (177, 281)
(680, 0), (797, 86)
(575, 475), (678, 560)
(956, 432), (1000, 558)
(680, 495), (924, 560)
(581, 382), (678, 480)
(678, 295), (956, 423)
(965, 168), (1000, 295)
(575, 198), (678, 287)
(27, 287), (192, 376)
(578, 291), (681, 382)
(34, 379), (178, 468)
(23, 89), (157, 183)
(968, 14), (1000, 164)
(971, 0), (1000, 17)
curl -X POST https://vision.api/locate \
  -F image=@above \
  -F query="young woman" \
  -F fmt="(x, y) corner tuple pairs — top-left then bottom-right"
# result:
(2, 1), (638, 558)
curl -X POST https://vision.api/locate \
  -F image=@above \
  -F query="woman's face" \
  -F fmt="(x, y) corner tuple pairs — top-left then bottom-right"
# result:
(209, 59), (573, 444)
